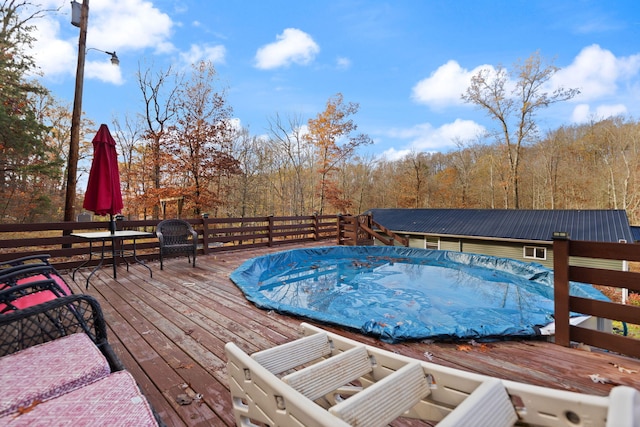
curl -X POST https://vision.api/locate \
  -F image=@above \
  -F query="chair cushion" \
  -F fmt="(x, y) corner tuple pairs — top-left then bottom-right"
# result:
(0, 274), (72, 313)
(1, 371), (158, 426)
(0, 333), (111, 417)
(0, 269), (72, 313)
(15, 273), (72, 295)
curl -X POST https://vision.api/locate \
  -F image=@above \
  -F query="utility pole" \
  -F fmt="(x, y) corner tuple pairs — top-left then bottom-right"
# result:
(64, 0), (89, 223)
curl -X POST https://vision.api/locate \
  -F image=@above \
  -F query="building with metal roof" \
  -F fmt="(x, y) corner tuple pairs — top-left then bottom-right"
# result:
(365, 209), (634, 269)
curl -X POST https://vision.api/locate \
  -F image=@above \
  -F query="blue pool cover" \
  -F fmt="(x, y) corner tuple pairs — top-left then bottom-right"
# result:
(230, 246), (608, 342)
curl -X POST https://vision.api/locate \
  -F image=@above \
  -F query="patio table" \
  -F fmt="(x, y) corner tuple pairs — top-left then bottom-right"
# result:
(71, 230), (153, 289)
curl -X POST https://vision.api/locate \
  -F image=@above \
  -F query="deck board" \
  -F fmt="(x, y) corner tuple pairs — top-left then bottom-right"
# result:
(65, 242), (640, 426)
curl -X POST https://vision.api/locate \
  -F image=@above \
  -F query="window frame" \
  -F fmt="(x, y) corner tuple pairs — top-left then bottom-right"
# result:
(523, 245), (547, 260)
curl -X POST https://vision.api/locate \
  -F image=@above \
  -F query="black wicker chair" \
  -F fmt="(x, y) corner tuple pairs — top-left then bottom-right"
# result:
(0, 264), (72, 293)
(0, 293), (123, 372)
(0, 254), (52, 271)
(0, 291), (166, 426)
(156, 219), (198, 270)
(0, 279), (68, 314)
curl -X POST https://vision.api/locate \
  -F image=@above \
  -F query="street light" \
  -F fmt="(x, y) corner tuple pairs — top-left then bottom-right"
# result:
(63, 0), (119, 224)
(86, 48), (119, 66)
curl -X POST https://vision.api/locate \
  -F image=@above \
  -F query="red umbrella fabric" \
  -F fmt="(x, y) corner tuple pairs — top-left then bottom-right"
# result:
(82, 124), (123, 218)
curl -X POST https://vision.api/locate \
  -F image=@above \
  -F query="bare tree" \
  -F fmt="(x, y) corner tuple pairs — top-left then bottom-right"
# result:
(268, 113), (314, 215)
(136, 63), (180, 218)
(462, 51), (579, 208)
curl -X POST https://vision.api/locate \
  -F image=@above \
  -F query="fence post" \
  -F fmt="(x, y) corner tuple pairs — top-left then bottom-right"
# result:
(313, 214), (319, 241)
(201, 214), (210, 255)
(553, 232), (571, 347)
(268, 215), (274, 247)
(336, 214), (343, 245)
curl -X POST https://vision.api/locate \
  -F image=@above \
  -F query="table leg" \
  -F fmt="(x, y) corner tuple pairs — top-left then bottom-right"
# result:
(84, 240), (106, 289)
(111, 236), (117, 280)
(72, 239), (94, 281)
(132, 237), (153, 278)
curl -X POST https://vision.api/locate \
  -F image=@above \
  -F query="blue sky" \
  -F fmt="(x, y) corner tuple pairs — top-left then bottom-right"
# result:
(29, 0), (640, 159)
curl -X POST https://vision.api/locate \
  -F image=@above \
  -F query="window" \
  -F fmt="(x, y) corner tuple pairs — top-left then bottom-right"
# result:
(523, 246), (546, 260)
(425, 238), (439, 250)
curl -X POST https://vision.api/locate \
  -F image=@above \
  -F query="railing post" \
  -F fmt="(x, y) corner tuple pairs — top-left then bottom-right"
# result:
(553, 231), (571, 347)
(201, 214), (210, 255)
(268, 215), (274, 247)
(337, 214), (343, 245)
(313, 213), (319, 241)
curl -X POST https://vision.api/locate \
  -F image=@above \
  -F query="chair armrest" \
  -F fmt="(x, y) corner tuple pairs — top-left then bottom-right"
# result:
(1, 264), (67, 285)
(0, 264), (72, 296)
(0, 254), (51, 269)
(0, 279), (67, 313)
(0, 294), (124, 372)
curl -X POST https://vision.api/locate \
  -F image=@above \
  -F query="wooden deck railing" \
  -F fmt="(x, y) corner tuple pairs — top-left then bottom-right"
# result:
(337, 214), (409, 246)
(0, 215), (338, 271)
(553, 233), (640, 358)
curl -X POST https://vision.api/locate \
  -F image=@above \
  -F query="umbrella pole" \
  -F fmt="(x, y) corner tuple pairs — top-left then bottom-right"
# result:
(109, 214), (116, 234)
(109, 213), (117, 279)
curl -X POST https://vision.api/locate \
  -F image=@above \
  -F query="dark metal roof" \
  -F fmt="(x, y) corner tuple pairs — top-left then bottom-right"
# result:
(631, 226), (640, 242)
(365, 209), (634, 243)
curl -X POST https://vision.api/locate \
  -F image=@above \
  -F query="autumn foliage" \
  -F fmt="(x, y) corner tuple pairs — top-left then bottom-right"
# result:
(3, 18), (640, 225)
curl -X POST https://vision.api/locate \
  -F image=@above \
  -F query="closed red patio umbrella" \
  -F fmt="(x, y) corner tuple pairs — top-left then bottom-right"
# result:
(82, 124), (123, 233)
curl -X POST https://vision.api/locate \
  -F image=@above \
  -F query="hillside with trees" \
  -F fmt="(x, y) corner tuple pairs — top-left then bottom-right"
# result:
(2, 2), (639, 224)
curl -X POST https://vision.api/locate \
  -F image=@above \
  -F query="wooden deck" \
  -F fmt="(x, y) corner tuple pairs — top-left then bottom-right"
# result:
(64, 242), (640, 427)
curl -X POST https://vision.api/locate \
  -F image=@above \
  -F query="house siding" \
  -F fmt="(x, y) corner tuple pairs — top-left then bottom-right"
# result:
(402, 235), (624, 271)
(366, 208), (631, 272)
(569, 256), (624, 270)
(408, 236), (424, 249)
(440, 237), (460, 252)
(462, 240), (537, 263)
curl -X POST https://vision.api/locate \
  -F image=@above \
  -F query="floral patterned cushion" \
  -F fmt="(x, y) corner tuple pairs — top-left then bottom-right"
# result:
(1, 371), (158, 426)
(0, 333), (110, 417)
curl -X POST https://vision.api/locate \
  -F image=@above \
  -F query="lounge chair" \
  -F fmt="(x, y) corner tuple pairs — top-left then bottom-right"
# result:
(226, 322), (640, 427)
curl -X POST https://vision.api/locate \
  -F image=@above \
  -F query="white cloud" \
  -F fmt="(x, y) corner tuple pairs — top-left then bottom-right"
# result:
(28, 18), (76, 79)
(411, 60), (494, 108)
(336, 56), (351, 70)
(255, 28), (319, 70)
(571, 104), (591, 123)
(553, 44), (640, 101)
(179, 44), (226, 67)
(27, 0), (174, 81)
(571, 103), (628, 123)
(85, 60), (123, 85)
(381, 119), (485, 158)
(379, 147), (411, 161)
(88, 1), (174, 53)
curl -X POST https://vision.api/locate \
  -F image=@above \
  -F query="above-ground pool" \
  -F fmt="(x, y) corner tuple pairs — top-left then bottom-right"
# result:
(230, 246), (607, 342)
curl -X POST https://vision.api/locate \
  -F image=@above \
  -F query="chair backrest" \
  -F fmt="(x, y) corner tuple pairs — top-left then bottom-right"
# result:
(0, 254), (51, 272)
(0, 264), (72, 296)
(156, 219), (195, 244)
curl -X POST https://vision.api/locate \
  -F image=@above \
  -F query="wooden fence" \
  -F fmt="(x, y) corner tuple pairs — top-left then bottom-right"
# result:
(4, 218), (638, 357)
(553, 233), (640, 358)
(0, 215), (338, 271)
(337, 214), (408, 246)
